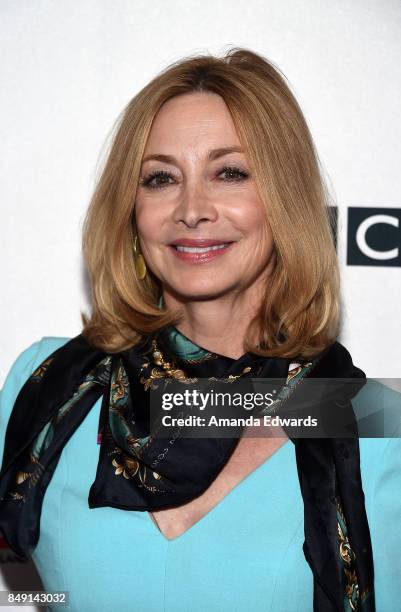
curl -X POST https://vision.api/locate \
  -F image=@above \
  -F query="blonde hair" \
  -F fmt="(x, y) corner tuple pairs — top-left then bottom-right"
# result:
(81, 47), (340, 360)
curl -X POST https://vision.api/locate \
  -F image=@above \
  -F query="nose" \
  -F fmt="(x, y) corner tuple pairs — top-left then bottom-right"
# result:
(172, 179), (218, 228)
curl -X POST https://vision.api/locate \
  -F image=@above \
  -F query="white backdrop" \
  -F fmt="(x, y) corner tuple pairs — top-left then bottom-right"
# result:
(1, 0), (400, 608)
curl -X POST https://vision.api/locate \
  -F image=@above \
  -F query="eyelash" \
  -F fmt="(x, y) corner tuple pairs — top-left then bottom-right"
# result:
(140, 166), (249, 190)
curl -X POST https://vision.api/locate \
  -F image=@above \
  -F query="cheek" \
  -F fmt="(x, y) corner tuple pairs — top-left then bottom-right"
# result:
(134, 202), (164, 242)
(236, 200), (274, 261)
(247, 198), (271, 239)
(230, 194), (269, 234)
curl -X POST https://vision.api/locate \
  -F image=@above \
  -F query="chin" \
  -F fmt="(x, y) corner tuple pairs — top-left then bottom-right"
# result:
(166, 281), (236, 301)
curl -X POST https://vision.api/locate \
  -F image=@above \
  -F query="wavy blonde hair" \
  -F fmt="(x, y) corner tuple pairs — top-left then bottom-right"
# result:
(81, 47), (340, 360)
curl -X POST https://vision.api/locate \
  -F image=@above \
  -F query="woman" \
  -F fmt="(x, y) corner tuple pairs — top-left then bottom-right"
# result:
(0, 48), (400, 612)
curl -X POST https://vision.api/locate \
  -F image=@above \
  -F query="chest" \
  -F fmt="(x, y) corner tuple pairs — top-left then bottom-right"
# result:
(149, 432), (289, 539)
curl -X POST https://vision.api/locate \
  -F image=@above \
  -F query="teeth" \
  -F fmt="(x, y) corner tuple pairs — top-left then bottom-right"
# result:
(175, 244), (229, 253)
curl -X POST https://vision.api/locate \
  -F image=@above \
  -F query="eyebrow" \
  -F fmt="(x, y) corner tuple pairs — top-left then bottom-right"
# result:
(141, 146), (244, 165)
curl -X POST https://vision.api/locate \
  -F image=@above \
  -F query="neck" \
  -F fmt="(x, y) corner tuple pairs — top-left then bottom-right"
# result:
(161, 286), (265, 360)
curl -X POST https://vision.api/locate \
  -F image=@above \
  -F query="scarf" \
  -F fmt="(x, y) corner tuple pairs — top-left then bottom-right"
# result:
(0, 326), (375, 612)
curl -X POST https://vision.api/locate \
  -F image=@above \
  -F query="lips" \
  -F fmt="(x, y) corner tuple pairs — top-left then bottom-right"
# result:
(169, 239), (234, 247)
(168, 240), (235, 263)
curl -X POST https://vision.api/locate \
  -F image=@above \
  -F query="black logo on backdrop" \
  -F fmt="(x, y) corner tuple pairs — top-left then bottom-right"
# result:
(347, 207), (400, 267)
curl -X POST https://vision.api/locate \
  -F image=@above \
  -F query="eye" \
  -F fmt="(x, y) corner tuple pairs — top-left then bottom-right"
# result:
(217, 165), (249, 182)
(140, 170), (176, 190)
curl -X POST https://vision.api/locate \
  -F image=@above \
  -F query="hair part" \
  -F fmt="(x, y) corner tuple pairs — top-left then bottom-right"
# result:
(81, 47), (340, 360)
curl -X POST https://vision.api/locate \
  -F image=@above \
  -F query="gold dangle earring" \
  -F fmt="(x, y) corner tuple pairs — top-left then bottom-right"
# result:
(133, 234), (147, 280)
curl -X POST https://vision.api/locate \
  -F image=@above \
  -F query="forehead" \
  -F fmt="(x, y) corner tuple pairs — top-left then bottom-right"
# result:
(144, 92), (241, 153)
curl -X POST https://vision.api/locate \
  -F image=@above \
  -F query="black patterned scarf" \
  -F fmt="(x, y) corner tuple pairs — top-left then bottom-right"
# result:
(0, 327), (375, 611)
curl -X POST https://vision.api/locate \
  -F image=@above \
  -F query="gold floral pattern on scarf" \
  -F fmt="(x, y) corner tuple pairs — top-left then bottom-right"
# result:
(110, 361), (130, 407)
(112, 457), (139, 479)
(15, 452), (44, 488)
(31, 357), (54, 382)
(9, 491), (25, 502)
(336, 495), (360, 611)
(139, 342), (198, 391)
(107, 432), (166, 493)
(139, 364), (189, 392)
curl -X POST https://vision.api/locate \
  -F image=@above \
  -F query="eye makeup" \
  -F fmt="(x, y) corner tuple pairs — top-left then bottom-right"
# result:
(139, 165), (250, 190)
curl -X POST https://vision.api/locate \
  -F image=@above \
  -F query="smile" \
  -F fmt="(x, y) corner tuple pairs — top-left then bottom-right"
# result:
(176, 243), (229, 253)
(169, 242), (235, 263)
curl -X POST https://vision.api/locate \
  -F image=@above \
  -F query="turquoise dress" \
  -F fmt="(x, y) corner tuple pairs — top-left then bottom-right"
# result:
(0, 336), (400, 611)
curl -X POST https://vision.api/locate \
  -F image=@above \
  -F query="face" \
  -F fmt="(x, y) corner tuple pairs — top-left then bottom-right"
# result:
(134, 91), (275, 303)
